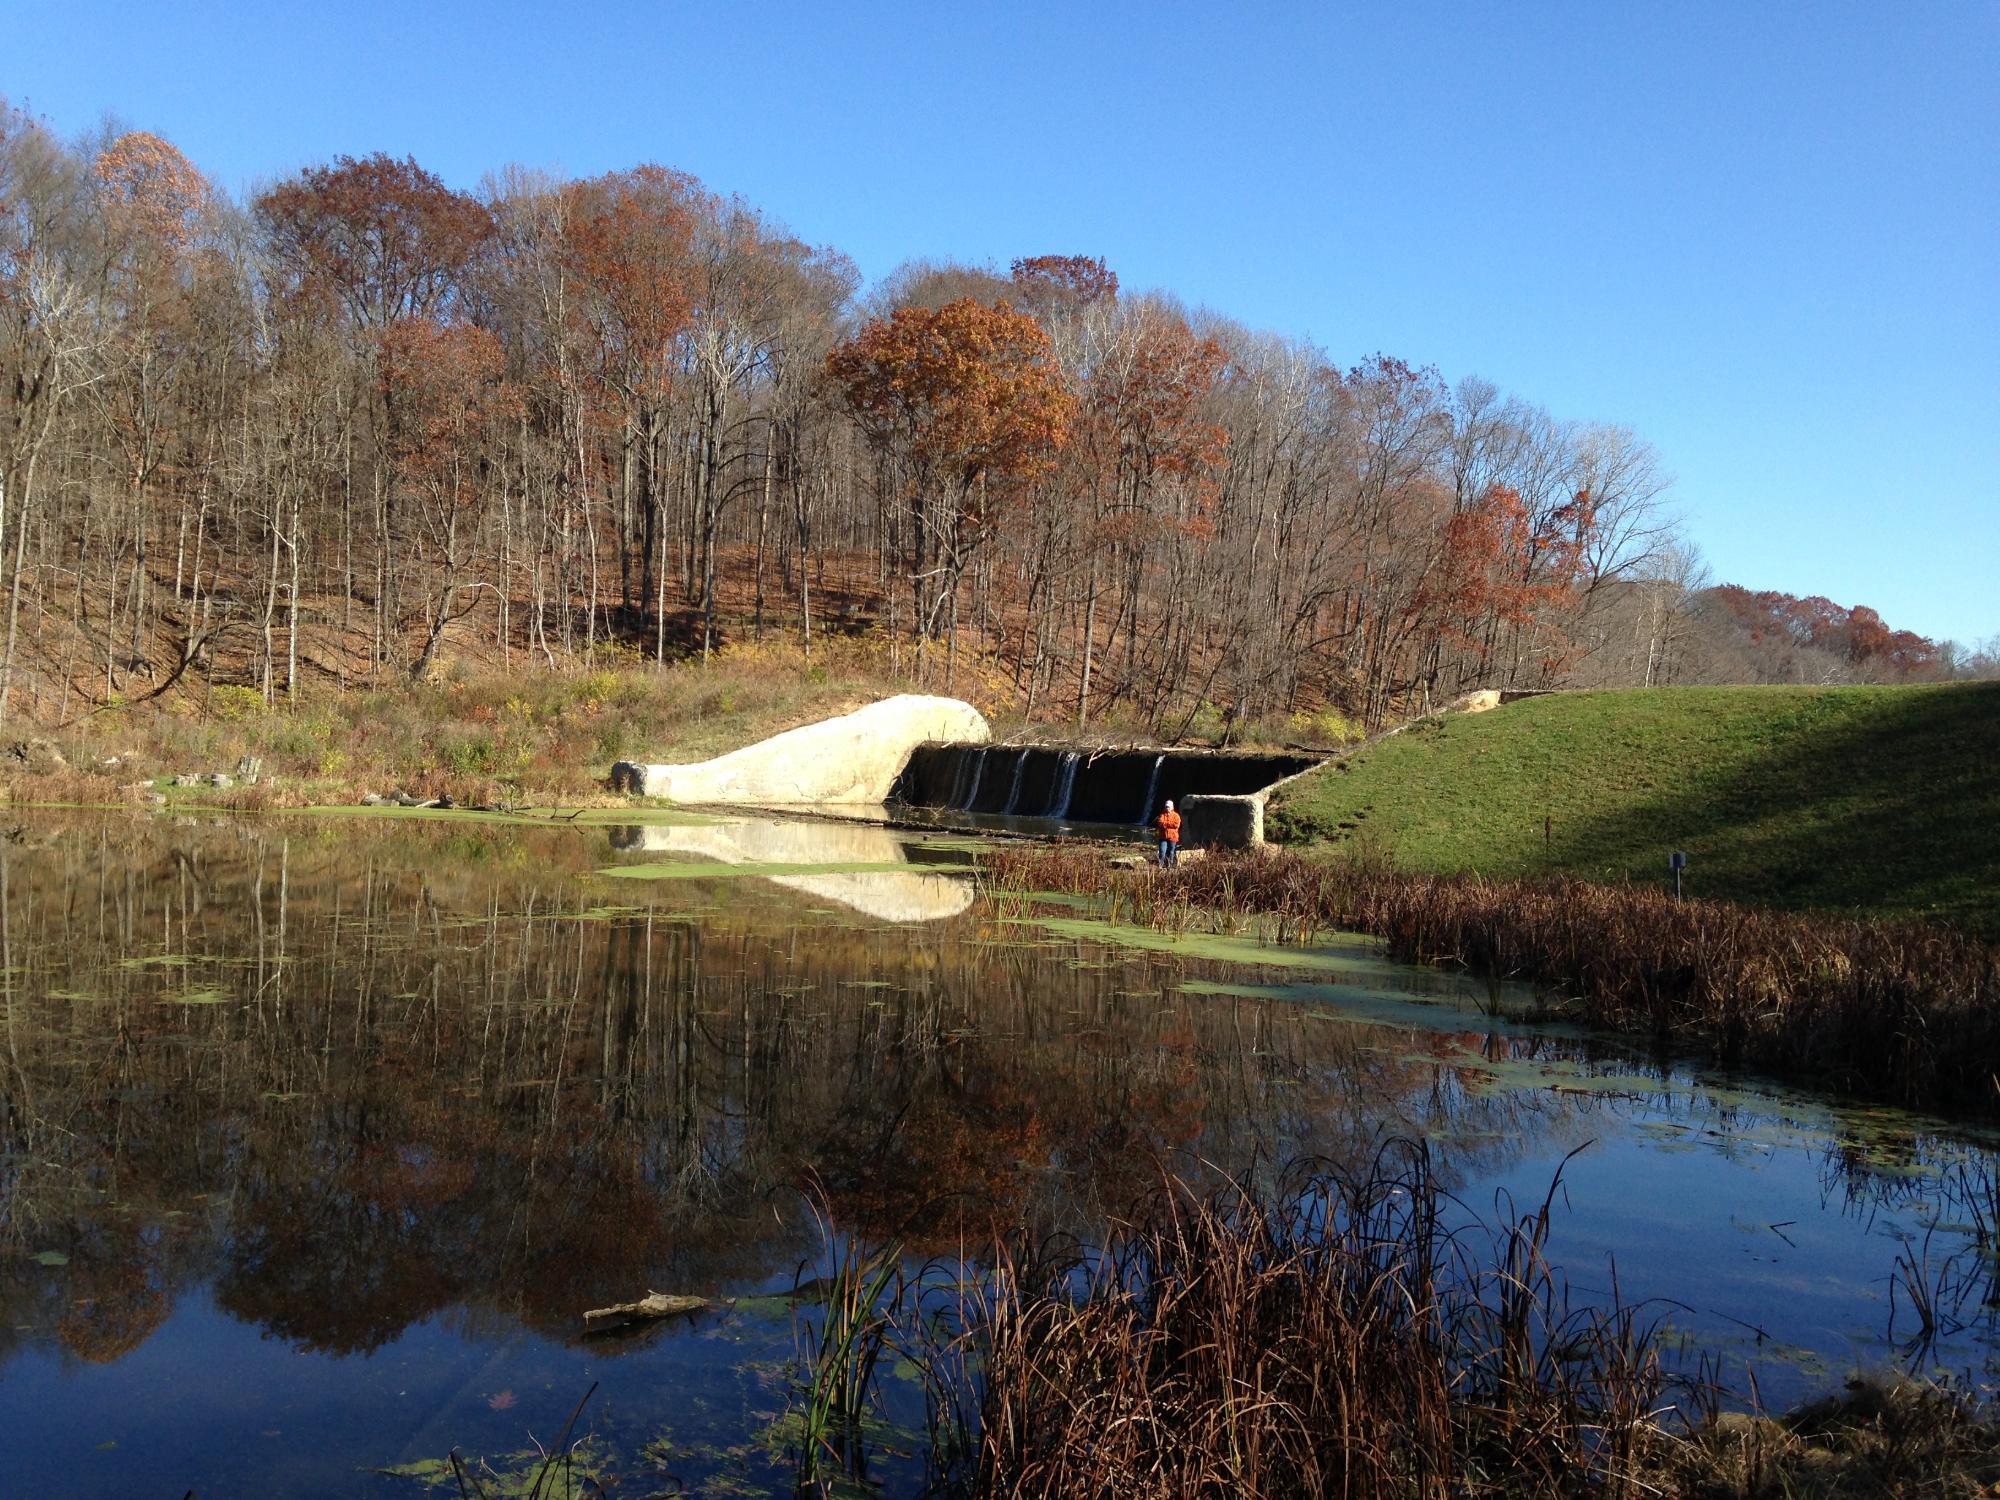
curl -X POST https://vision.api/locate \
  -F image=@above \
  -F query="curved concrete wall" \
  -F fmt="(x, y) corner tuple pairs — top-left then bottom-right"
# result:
(612, 694), (990, 806)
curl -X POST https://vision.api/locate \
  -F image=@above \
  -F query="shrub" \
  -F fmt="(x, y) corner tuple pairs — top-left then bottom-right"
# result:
(1286, 707), (1363, 745)
(573, 669), (619, 708)
(440, 735), (497, 776)
(1184, 700), (1228, 743)
(206, 685), (270, 722)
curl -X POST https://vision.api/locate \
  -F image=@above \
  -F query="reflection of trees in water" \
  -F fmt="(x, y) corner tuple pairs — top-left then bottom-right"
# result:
(0, 811), (1870, 1371)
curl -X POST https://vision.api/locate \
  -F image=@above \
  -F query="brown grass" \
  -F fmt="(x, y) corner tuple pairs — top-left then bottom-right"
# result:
(1673, 1381), (2000, 1499)
(957, 1147), (1667, 1498)
(0, 637), (924, 806)
(788, 1151), (2000, 1497)
(985, 845), (2000, 1118)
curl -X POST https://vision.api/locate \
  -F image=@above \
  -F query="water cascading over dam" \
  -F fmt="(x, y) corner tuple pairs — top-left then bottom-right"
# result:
(892, 745), (1318, 827)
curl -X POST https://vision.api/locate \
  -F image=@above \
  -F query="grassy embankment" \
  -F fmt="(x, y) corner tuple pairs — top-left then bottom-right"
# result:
(993, 685), (2000, 1114)
(1267, 683), (2000, 936)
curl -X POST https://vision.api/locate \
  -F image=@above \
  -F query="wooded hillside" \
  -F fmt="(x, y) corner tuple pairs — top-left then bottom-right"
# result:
(1, 103), (1983, 741)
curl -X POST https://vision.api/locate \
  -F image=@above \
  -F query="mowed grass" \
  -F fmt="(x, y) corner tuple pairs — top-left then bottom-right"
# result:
(1265, 684), (2000, 935)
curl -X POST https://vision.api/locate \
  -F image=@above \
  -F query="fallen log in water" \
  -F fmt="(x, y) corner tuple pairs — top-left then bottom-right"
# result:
(581, 1291), (714, 1332)
(581, 1273), (851, 1333)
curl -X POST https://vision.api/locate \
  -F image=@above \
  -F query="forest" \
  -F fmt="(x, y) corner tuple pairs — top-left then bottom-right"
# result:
(1, 102), (1988, 743)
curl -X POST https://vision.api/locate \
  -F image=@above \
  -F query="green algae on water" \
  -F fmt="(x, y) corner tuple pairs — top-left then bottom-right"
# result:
(1004, 913), (1479, 991)
(370, 1439), (611, 1495)
(167, 987), (231, 1005)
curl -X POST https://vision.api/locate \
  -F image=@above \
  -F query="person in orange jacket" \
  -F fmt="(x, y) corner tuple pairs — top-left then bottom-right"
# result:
(1155, 799), (1182, 868)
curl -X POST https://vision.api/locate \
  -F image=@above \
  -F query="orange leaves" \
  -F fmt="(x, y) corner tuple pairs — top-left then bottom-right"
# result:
(1709, 586), (1942, 677)
(1062, 306), (1230, 554)
(830, 298), (1076, 639)
(93, 131), (208, 253)
(1009, 254), (1119, 313)
(1420, 483), (1592, 652)
(561, 165), (701, 394)
(379, 316), (508, 396)
(1088, 314), (1229, 482)
(827, 298), (1074, 495)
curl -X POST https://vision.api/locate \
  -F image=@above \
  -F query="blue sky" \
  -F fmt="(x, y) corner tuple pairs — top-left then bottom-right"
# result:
(6, 1), (1995, 642)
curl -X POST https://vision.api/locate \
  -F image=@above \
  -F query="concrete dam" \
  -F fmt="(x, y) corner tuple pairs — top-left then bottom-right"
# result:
(892, 744), (1318, 828)
(610, 697), (1326, 848)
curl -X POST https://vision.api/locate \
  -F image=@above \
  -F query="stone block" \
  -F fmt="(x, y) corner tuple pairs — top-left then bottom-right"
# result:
(1181, 793), (1265, 850)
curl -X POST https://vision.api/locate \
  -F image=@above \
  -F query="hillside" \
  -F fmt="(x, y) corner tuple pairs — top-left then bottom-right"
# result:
(0, 641), (921, 809)
(1264, 684), (2000, 935)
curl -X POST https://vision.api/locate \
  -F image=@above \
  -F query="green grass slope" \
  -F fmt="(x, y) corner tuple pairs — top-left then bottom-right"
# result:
(1264, 684), (2000, 935)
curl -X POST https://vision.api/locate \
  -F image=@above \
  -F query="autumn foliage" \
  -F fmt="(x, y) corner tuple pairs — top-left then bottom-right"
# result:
(257, 152), (493, 328)
(828, 298), (1072, 492)
(1708, 586), (1941, 679)
(92, 131), (208, 253)
(828, 298), (1072, 649)
(0, 96), (1975, 740)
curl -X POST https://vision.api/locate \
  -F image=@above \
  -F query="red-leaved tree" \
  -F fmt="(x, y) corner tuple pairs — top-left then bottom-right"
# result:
(827, 298), (1073, 675)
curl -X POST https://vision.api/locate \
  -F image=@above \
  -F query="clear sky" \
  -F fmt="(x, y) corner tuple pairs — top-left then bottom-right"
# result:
(6, 1), (1995, 643)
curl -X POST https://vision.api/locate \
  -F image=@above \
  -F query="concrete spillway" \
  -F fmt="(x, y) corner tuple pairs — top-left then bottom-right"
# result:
(892, 745), (1318, 828)
(610, 694), (990, 805)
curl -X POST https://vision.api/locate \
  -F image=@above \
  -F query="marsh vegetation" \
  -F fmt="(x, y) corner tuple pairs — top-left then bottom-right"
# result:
(989, 843), (2000, 1118)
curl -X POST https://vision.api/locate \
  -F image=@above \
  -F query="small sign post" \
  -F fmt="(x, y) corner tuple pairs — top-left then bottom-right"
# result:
(1669, 850), (1687, 900)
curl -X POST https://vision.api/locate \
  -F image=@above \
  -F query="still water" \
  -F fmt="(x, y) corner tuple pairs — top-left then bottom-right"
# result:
(2, 809), (1996, 1497)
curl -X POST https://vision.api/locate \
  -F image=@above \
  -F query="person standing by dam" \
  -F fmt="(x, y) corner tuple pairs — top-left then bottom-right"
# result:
(1155, 800), (1182, 868)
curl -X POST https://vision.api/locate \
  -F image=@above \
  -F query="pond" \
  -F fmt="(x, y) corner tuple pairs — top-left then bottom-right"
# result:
(2, 808), (1996, 1497)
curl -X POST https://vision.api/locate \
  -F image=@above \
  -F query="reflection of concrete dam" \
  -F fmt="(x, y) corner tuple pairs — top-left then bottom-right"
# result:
(607, 817), (975, 923)
(893, 745), (1319, 827)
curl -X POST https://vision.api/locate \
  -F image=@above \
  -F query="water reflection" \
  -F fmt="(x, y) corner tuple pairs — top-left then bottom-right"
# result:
(0, 810), (1995, 1496)
(604, 814), (975, 921)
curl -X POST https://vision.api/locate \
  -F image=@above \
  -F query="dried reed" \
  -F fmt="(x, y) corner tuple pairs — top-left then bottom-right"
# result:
(947, 1145), (1668, 1498)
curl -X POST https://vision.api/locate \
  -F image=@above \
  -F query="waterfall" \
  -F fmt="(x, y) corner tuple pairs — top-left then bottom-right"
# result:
(899, 744), (1319, 821)
(959, 747), (989, 811)
(1051, 750), (1081, 820)
(1002, 748), (1030, 815)
(1136, 753), (1165, 825)
(944, 751), (970, 812)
